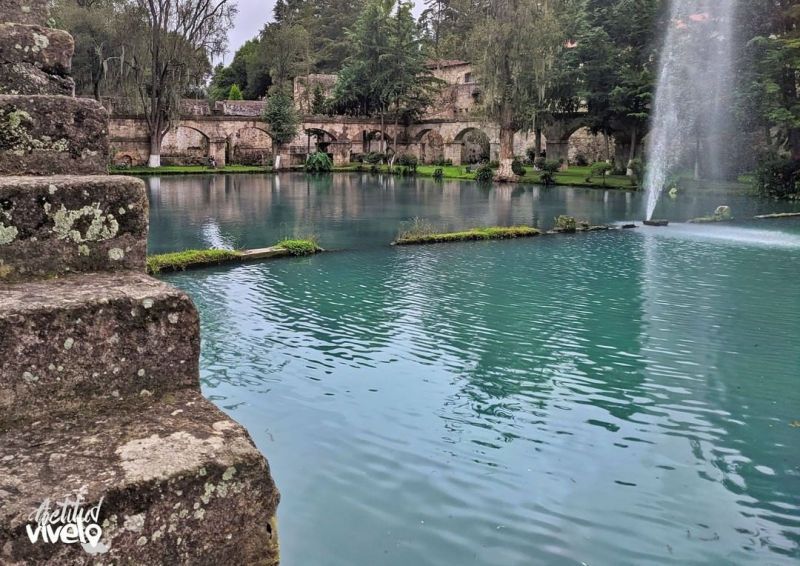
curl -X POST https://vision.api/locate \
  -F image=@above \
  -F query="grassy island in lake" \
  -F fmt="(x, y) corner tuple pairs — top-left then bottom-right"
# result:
(147, 239), (321, 273)
(393, 225), (541, 246)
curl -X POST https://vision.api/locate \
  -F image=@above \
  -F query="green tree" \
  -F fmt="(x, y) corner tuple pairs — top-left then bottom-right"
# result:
(743, 2), (800, 159)
(332, 0), (439, 153)
(227, 84), (243, 100)
(52, 0), (124, 100)
(262, 89), (300, 166)
(209, 39), (271, 101)
(470, 0), (576, 179)
(126, 0), (236, 167)
(580, 0), (659, 170)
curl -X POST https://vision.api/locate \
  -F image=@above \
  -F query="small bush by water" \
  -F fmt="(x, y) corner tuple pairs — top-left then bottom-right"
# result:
(276, 238), (321, 255)
(754, 155), (800, 198)
(305, 152), (333, 173)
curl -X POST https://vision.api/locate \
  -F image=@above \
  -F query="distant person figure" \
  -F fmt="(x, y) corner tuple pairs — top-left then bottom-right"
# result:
(208, 156), (217, 169)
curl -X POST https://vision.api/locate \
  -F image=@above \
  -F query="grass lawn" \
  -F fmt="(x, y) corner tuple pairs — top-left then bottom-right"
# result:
(335, 163), (639, 189)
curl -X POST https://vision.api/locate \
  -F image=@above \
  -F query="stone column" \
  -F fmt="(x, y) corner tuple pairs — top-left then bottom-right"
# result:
(489, 142), (501, 162)
(0, 2), (279, 563)
(209, 138), (228, 167)
(545, 140), (571, 168)
(444, 142), (462, 166)
(329, 141), (352, 166)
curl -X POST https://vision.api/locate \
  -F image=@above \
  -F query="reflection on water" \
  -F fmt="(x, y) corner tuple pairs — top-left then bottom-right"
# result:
(146, 173), (800, 253)
(161, 219), (800, 565)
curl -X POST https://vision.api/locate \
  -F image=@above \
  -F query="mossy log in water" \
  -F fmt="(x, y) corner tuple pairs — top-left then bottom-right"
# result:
(147, 240), (322, 273)
(393, 226), (541, 246)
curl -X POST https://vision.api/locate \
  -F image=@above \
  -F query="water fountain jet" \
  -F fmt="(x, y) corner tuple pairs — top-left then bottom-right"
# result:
(643, 0), (737, 220)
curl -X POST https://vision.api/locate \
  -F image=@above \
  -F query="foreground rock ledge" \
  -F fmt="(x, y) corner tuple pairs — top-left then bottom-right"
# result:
(0, 389), (280, 565)
(0, 175), (147, 281)
(0, 271), (200, 428)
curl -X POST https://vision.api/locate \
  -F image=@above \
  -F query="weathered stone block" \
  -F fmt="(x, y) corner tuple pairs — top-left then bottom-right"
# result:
(0, 272), (200, 428)
(0, 95), (109, 175)
(0, 24), (74, 75)
(0, 0), (50, 26)
(0, 390), (280, 565)
(0, 62), (74, 96)
(0, 175), (147, 281)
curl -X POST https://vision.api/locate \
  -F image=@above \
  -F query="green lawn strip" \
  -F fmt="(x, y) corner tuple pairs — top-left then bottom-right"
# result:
(112, 165), (271, 176)
(337, 163), (639, 188)
(147, 239), (320, 274)
(146, 249), (242, 274)
(393, 225), (541, 246)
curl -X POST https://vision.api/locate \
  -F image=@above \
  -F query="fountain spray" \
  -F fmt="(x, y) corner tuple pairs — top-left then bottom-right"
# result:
(643, 0), (737, 220)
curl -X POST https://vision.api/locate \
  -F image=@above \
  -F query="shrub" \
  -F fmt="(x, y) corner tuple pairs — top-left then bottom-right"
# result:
(433, 167), (444, 180)
(754, 155), (800, 198)
(397, 153), (418, 173)
(488, 160), (500, 169)
(305, 151), (333, 173)
(628, 158), (644, 186)
(397, 217), (437, 241)
(432, 158), (453, 166)
(537, 159), (561, 185)
(574, 153), (588, 166)
(364, 151), (386, 164)
(589, 161), (613, 185)
(511, 158), (526, 176)
(553, 215), (577, 232)
(276, 238), (320, 256)
(475, 164), (494, 183)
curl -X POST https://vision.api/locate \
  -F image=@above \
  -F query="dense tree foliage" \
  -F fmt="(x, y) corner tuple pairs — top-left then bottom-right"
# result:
(329, 0), (439, 153)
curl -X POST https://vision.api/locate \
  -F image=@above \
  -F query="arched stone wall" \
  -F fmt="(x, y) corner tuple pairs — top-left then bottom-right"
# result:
(161, 125), (209, 165)
(230, 126), (273, 165)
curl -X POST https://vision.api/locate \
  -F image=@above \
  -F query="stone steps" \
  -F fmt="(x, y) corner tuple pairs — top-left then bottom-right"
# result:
(0, 95), (109, 175)
(0, 388), (280, 565)
(1, 0), (50, 26)
(0, 22), (75, 96)
(0, 175), (147, 281)
(0, 23), (74, 75)
(0, 271), (200, 429)
(0, 0), (280, 561)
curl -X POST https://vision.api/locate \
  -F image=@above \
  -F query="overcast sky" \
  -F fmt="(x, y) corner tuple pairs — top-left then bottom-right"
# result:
(224, 0), (425, 62)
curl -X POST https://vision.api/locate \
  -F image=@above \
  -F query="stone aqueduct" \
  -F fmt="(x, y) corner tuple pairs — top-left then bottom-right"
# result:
(110, 102), (622, 169)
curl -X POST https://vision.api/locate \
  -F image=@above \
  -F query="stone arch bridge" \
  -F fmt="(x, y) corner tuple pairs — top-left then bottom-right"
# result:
(110, 111), (632, 168)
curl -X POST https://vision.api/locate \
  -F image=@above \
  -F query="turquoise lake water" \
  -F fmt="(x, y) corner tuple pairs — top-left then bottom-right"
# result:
(150, 174), (800, 565)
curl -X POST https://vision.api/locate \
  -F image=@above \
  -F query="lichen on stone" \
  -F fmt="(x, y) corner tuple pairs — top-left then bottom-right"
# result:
(0, 222), (18, 245)
(49, 202), (119, 243)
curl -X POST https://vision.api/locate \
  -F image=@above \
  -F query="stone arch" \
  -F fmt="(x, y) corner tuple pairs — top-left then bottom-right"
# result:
(541, 115), (593, 165)
(415, 128), (444, 164)
(229, 126), (273, 165)
(363, 129), (393, 153)
(453, 127), (490, 164)
(304, 127), (338, 155)
(161, 125), (210, 165)
(566, 127), (615, 165)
